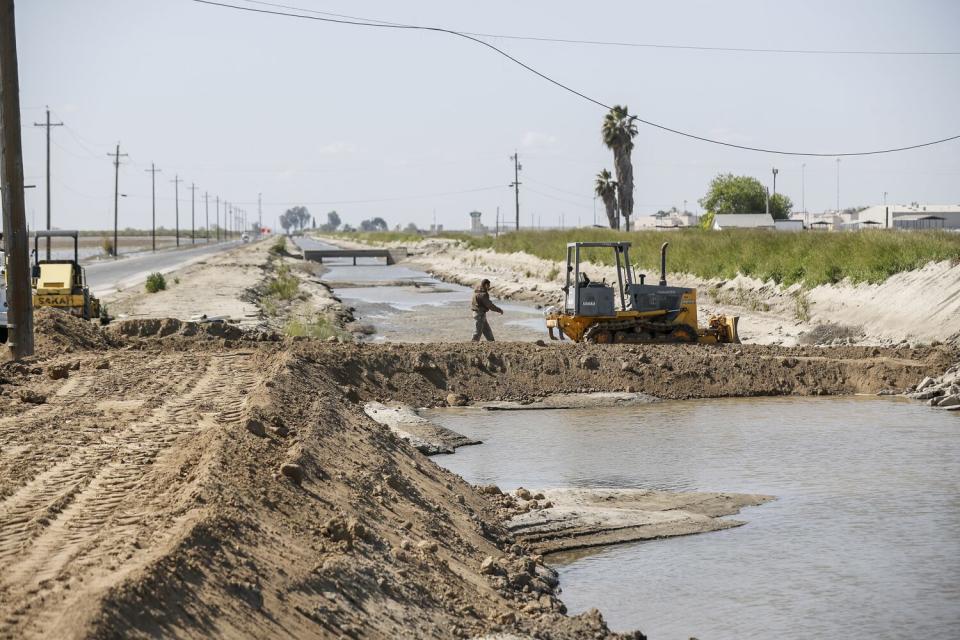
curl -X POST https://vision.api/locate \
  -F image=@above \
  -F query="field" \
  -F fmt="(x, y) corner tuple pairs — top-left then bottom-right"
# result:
(340, 229), (960, 288)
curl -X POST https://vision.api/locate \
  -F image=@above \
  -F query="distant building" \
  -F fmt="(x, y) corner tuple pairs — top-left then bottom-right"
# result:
(852, 204), (960, 230)
(469, 210), (486, 235)
(711, 213), (775, 230)
(774, 219), (804, 232)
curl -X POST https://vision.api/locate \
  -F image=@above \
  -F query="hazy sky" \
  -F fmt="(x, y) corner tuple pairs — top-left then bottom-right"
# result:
(15, 0), (960, 231)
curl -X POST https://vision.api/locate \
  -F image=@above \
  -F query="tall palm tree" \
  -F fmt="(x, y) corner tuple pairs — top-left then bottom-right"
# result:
(601, 105), (638, 231)
(594, 169), (618, 229)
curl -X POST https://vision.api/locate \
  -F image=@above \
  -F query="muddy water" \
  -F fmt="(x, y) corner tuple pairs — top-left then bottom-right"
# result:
(425, 397), (960, 640)
(296, 238), (545, 342)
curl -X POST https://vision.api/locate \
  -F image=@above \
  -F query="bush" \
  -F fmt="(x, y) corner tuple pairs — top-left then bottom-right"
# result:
(267, 264), (299, 300)
(285, 315), (351, 341)
(101, 236), (115, 256)
(270, 237), (286, 255)
(145, 272), (166, 293)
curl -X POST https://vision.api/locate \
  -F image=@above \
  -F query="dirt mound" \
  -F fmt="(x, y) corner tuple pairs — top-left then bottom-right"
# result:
(33, 307), (116, 355)
(109, 317), (252, 341)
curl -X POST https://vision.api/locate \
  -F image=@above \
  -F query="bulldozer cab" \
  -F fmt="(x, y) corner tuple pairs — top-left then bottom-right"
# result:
(563, 242), (636, 317)
(32, 230), (86, 294)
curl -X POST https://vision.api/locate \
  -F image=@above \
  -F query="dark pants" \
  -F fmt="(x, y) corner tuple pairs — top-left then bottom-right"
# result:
(472, 311), (494, 341)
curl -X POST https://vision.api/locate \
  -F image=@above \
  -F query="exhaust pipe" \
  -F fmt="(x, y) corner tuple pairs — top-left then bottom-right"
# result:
(659, 242), (668, 287)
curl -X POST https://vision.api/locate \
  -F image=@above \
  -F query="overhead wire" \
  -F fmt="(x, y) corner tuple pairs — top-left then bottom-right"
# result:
(237, 0), (960, 56)
(192, 0), (960, 157)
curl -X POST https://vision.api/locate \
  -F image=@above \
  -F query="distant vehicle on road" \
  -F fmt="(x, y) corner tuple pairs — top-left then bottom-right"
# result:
(241, 232), (251, 243)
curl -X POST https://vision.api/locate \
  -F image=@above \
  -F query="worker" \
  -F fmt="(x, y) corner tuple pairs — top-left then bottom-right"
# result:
(471, 278), (503, 341)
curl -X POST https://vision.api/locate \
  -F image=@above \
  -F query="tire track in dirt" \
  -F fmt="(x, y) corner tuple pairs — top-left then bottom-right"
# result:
(0, 351), (258, 639)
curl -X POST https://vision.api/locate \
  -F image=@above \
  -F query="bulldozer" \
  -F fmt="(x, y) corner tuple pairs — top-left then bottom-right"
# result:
(31, 230), (107, 323)
(545, 241), (739, 344)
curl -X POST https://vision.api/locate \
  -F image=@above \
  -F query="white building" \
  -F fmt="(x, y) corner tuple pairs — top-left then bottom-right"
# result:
(774, 219), (804, 232)
(469, 210), (486, 235)
(853, 204), (960, 230)
(711, 213), (775, 230)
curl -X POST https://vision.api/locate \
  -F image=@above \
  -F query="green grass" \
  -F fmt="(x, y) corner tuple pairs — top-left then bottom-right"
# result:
(269, 237), (287, 255)
(284, 315), (351, 341)
(267, 263), (300, 300)
(145, 272), (167, 293)
(324, 231), (424, 244)
(435, 228), (960, 288)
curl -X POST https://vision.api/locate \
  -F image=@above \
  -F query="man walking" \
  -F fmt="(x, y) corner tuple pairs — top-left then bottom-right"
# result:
(471, 278), (503, 341)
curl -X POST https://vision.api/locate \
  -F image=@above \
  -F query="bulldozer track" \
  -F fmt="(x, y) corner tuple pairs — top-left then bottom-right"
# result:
(0, 351), (257, 639)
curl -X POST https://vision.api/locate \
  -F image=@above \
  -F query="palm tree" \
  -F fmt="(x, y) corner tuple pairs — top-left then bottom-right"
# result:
(601, 105), (638, 231)
(594, 169), (618, 229)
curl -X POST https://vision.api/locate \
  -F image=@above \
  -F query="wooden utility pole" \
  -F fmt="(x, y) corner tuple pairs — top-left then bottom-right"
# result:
(108, 143), (127, 257)
(33, 107), (62, 260)
(144, 163), (161, 251)
(257, 192), (262, 232)
(170, 175), (183, 246)
(0, 0), (33, 359)
(215, 195), (220, 242)
(188, 182), (197, 243)
(509, 152), (521, 231)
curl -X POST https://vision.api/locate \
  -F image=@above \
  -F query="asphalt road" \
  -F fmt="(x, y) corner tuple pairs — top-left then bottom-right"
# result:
(86, 240), (242, 297)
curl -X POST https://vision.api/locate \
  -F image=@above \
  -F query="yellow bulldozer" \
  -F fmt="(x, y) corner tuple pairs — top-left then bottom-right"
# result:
(31, 230), (107, 323)
(545, 241), (739, 344)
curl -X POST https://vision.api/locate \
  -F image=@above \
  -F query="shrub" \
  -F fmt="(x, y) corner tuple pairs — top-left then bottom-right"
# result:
(101, 236), (115, 256)
(270, 237), (286, 255)
(285, 315), (351, 341)
(267, 264), (299, 300)
(145, 272), (167, 293)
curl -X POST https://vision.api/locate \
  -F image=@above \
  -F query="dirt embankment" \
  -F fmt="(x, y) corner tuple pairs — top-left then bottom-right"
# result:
(322, 235), (960, 347)
(1, 311), (953, 639)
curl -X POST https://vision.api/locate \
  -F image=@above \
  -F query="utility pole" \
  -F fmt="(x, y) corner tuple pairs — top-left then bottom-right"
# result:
(509, 151), (521, 231)
(801, 163), (806, 225)
(108, 143), (127, 258)
(203, 191), (209, 242)
(33, 106), (62, 260)
(0, 0), (34, 358)
(144, 163), (161, 251)
(188, 182), (197, 243)
(171, 175), (183, 246)
(257, 192), (262, 232)
(835, 158), (841, 214)
(215, 196), (220, 241)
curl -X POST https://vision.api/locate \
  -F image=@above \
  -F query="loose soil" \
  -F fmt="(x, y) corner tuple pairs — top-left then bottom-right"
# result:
(0, 307), (953, 639)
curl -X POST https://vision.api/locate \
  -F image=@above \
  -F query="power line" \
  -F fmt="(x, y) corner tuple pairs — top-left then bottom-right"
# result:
(236, 0), (960, 56)
(193, 0), (960, 157)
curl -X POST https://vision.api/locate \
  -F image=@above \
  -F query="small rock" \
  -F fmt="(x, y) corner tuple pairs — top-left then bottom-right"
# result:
(479, 556), (498, 575)
(535, 339), (547, 347)
(94, 359), (111, 370)
(578, 355), (600, 370)
(446, 392), (468, 407)
(416, 539), (438, 553)
(47, 364), (70, 380)
(279, 462), (305, 484)
(270, 424), (289, 437)
(245, 418), (267, 437)
(916, 376), (934, 391)
(532, 492), (545, 500)
(477, 484), (502, 496)
(515, 487), (532, 500)
(497, 611), (516, 625)
(17, 390), (46, 404)
(399, 539), (412, 550)
(939, 395), (960, 409)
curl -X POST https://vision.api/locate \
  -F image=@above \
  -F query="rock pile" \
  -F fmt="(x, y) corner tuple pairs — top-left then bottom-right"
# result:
(906, 363), (960, 410)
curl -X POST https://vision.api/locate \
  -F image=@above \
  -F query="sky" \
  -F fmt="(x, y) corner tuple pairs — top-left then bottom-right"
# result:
(14, 0), (960, 232)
